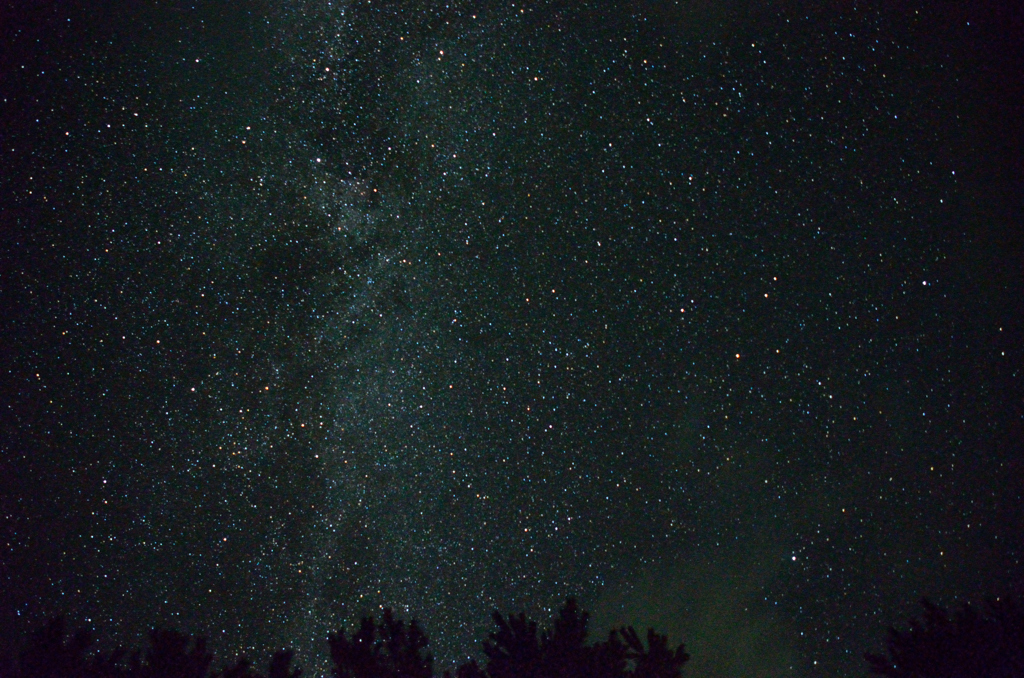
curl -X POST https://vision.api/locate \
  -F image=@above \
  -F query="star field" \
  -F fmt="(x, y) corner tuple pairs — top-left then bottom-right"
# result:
(1, 2), (1021, 676)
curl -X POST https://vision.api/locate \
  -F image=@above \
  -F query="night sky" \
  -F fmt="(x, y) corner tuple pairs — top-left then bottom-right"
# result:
(2, 1), (1022, 676)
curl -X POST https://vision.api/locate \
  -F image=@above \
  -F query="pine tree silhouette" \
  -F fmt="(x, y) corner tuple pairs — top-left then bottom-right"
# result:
(477, 599), (687, 678)
(328, 609), (433, 678)
(218, 657), (260, 678)
(11, 600), (688, 678)
(865, 596), (1024, 678)
(618, 626), (689, 678)
(538, 598), (590, 678)
(480, 610), (541, 678)
(17, 617), (93, 678)
(139, 629), (213, 678)
(267, 650), (302, 678)
(10, 619), (303, 678)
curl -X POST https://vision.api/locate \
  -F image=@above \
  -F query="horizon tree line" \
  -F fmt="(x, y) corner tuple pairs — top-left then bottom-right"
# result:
(2, 595), (1022, 678)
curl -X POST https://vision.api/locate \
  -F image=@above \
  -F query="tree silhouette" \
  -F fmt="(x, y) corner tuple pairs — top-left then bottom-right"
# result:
(218, 657), (261, 678)
(140, 629), (213, 678)
(18, 591), (1024, 678)
(328, 609), (433, 678)
(537, 598), (591, 678)
(10, 600), (686, 678)
(618, 626), (689, 678)
(9, 619), (301, 678)
(267, 650), (302, 678)
(16, 617), (93, 678)
(865, 596), (1024, 678)
(480, 610), (541, 678)
(213, 649), (301, 678)
(478, 598), (687, 678)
